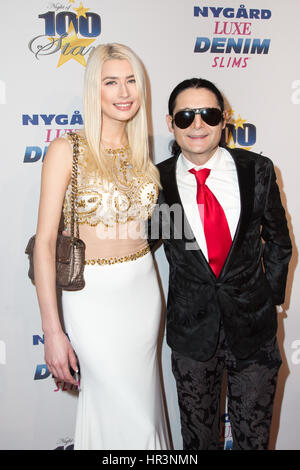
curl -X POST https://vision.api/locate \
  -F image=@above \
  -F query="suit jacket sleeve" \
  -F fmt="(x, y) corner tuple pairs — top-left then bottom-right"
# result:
(261, 160), (292, 305)
(147, 189), (164, 250)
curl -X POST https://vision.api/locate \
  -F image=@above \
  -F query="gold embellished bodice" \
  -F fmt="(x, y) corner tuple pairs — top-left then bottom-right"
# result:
(62, 133), (158, 261)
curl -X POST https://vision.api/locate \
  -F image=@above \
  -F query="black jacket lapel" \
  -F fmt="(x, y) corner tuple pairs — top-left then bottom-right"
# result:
(218, 147), (255, 279)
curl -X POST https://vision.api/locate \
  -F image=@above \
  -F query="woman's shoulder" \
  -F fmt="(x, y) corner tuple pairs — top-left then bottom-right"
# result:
(59, 130), (87, 146)
(42, 135), (74, 172)
(46, 132), (87, 160)
(54, 132), (91, 174)
(48, 134), (72, 152)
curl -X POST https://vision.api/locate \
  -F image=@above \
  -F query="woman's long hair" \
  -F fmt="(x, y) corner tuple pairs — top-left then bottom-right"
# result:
(83, 43), (160, 186)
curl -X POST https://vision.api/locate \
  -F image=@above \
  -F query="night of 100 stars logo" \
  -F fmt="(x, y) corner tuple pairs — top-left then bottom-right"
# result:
(28, 1), (101, 67)
(225, 109), (256, 150)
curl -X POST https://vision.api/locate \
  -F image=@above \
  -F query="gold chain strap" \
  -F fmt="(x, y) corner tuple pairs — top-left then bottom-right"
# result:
(69, 132), (80, 239)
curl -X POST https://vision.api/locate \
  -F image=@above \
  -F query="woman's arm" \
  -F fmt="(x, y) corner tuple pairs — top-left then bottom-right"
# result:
(34, 137), (78, 385)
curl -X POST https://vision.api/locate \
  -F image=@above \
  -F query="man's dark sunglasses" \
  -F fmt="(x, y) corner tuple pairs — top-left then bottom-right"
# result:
(173, 107), (223, 129)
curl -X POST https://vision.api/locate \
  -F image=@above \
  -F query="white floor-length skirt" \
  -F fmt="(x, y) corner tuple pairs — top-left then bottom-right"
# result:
(62, 251), (169, 450)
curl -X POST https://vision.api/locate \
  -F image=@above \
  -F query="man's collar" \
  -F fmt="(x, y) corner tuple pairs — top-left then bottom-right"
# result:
(180, 147), (222, 173)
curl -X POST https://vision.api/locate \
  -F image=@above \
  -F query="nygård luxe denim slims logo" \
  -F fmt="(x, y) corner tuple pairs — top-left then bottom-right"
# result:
(193, 5), (272, 69)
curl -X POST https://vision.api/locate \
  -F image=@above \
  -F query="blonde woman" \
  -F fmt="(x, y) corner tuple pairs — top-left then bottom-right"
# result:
(33, 43), (169, 450)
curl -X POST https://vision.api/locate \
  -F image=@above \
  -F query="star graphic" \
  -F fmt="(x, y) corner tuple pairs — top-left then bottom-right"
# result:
(51, 22), (96, 67)
(226, 108), (235, 120)
(74, 2), (90, 18)
(233, 114), (247, 129)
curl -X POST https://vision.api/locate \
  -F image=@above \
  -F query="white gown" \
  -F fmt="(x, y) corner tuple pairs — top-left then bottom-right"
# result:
(61, 134), (169, 450)
(62, 252), (169, 450)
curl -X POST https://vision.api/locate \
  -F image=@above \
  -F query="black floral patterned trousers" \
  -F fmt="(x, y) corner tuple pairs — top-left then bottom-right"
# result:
(171, 325), (282, 450)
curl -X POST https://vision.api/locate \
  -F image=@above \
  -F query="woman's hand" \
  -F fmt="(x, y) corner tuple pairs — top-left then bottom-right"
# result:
(44, 330), (79, 386)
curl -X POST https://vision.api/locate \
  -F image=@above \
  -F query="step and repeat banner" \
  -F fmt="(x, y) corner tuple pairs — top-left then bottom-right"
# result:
(0, 0), (299, 450)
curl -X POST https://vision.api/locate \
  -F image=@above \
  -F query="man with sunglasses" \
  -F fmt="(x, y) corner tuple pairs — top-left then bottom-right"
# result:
(149, 78), (292, 450)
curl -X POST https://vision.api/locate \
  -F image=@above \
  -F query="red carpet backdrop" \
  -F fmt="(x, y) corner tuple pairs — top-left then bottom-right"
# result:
(0, 0), (299, 450)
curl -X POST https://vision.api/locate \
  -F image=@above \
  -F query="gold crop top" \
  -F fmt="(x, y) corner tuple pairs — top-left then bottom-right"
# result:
(62, 133), (159, 263)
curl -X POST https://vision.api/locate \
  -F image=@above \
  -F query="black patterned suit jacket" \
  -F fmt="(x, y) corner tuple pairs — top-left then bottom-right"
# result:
(148, 147), (292, 361)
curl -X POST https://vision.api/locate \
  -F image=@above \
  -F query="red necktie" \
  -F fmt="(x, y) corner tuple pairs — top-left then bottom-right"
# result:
(189, 168), (232, 277)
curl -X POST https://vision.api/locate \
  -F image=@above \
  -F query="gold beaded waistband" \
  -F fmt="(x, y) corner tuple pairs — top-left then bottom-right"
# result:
(84, 245), (150, 266)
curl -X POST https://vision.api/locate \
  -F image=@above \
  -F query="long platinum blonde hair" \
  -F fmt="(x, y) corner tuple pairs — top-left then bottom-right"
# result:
(83, 43), (160, 186)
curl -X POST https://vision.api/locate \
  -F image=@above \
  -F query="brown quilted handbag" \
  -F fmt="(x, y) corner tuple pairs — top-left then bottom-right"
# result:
(25, 132), (86, 291)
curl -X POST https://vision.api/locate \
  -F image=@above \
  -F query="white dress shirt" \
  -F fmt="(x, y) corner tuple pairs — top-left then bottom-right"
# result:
(176, 147), (241, 261)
